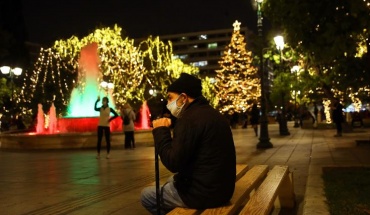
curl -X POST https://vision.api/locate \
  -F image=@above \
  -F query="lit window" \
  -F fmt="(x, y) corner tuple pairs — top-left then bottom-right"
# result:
(208, 43), (218, 48)
(181, 37), (187, 41)
(191, 61), (208, 67)
(193, 45), (198, 49)
(173, 54), (188, 60)
(179, 55), (188, 60)
(199, 35), (207, 40)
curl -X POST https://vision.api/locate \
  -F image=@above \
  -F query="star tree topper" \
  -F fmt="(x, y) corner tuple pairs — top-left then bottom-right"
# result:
(233, 20), (241, 31)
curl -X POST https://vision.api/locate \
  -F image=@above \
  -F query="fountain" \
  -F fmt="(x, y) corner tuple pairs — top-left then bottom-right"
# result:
(0, 43), (153, 149)
(41, 42), (151, 133)
(36, 103), (45, 133)
(49, 102), (57, 134)
(138, 100), (152, 130)
(56, 42), (121, 133)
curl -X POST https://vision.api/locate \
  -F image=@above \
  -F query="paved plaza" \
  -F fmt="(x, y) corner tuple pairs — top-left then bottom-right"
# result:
(1, 122), (370, 215)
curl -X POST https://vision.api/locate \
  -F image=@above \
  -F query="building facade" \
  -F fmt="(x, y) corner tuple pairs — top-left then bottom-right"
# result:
(137, 27), (250, 77)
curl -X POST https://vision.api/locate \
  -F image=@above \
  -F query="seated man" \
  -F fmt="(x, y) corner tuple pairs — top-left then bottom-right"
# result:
(141, 73), (236, 214)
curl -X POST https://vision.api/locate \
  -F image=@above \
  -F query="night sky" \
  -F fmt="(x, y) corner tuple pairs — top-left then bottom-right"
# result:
(21, 0), (258, 46)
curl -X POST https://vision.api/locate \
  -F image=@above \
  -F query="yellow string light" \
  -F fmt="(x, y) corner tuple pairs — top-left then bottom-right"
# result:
(215, 21), (260, 113)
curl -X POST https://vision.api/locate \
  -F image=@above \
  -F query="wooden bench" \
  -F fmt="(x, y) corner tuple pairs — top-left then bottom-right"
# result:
(167, 164), (295, 215)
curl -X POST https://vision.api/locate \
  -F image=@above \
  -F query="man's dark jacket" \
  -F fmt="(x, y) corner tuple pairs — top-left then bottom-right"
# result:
(153, 96), (236, 209)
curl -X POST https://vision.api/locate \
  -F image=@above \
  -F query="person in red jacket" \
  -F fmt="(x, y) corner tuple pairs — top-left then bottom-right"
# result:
(141, 73), (236, 214)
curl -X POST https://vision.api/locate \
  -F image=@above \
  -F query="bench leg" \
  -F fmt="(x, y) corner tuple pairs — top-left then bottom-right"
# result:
(277, 172), (295, 208)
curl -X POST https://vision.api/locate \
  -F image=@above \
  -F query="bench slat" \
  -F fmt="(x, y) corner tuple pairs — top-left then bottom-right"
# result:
(167, 208), (200, 215)
(200, 165), (269, 215)
(167, 164), (249, 215)
(235, 164), (249, 181)
(239, 165), (290, 215)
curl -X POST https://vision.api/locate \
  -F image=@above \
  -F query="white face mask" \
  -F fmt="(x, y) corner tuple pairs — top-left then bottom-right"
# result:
(166, 94), (185, 118)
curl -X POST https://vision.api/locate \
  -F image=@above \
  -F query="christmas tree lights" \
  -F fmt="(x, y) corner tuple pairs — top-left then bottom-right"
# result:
(215, 20), (261, 114)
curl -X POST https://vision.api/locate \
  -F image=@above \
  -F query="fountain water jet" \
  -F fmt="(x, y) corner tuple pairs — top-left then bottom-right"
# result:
(49, 102), (57, 134)
(67, 42), (115, 117)
(36, 103), (45, 133)
(137, 101), (151, 129)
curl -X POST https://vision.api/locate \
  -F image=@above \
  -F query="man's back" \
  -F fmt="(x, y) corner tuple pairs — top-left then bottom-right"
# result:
(154, 96), (236, 209)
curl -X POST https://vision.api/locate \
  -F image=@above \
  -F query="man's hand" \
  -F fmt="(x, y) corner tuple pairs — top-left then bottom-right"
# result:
(152, 118), (171, 128)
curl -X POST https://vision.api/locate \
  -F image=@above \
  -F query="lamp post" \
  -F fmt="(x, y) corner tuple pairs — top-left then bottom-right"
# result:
(0, 66), (22, 122)
(291, 65), (300, 128)
(274, 35), (290, 136)
(149, 88), (157, 97)
(255, 0), (272, 149)
(100, 81), (114, 96)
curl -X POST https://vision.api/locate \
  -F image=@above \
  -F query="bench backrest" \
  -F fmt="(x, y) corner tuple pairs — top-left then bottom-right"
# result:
(167, 164), (249, 215)
(167, 165), (294, 215)
(201, 165), (269, 215)
(239, 165), (295, 215)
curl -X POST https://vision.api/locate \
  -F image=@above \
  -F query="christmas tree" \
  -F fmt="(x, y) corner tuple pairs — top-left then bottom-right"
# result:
(215, 20), (260, 114)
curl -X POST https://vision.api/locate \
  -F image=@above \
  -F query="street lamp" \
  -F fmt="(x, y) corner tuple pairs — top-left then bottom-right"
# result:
(274, 35), (290, 136)
(0, 66), (22, 121)
(291, 65), (300, 128)
(100, 81), (114, 96)
(149, 88), (157, 97)
(255, 0), (273, 149)
(1, 66), (22, 100)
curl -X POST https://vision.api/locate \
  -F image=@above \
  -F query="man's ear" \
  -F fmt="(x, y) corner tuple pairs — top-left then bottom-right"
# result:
(181, 93), (189, 102)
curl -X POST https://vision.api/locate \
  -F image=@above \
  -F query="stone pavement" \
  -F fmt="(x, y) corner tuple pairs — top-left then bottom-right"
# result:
(0, 122), (369, 215)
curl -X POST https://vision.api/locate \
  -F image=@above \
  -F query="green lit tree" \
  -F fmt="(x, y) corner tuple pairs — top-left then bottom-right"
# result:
(215, 20), (260, 114)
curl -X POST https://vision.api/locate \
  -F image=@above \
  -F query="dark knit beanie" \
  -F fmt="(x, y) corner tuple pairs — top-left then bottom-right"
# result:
(167, 73), (202, 98)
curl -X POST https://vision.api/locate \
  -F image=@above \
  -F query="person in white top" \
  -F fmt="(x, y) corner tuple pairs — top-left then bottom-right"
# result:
(94, 96), (118, 159)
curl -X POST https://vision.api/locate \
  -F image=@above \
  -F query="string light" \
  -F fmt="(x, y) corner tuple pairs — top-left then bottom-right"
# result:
(215, 20), (260, 113)
(20, 24), (206, 116)
(323, 99), (332, 124)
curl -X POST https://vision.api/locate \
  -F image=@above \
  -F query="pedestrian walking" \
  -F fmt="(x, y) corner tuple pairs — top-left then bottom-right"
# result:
(94, 96), (119, 159)
(141, 73), (236, 214)
(331, 98), (344, 137)
(250, 102), (260, 136)
(242, 110), (248, 128)
(121, 103), (136, 149)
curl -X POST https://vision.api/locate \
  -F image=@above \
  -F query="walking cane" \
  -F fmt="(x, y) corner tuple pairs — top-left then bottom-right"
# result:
(154, 133), (161, 215)
(154, 109), (166, 215)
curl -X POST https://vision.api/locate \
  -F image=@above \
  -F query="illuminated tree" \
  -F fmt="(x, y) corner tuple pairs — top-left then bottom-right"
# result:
(0, 78), (12, 111)
(138, 36), (199, 101)
(215, 21), (260, 114)
(22, 24), (203, 119)
(138, 36), (176, 99)
(101, 37), (145, 108)
(201, 77), (218, 108)
(264, 0), (370, 104)
(20, 47), (76, 116)
(53, 25), (145, 108)
(166, 58), (199, 80)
